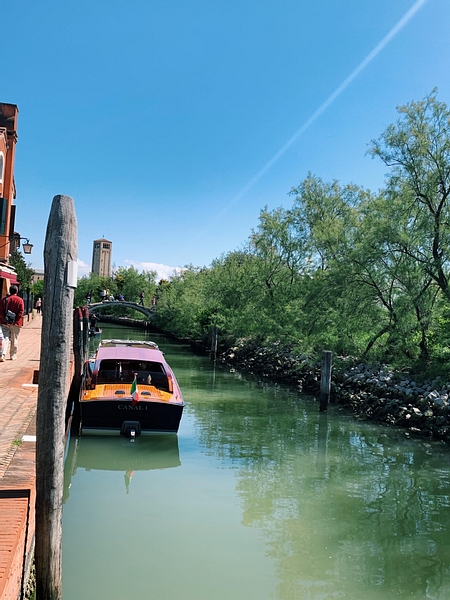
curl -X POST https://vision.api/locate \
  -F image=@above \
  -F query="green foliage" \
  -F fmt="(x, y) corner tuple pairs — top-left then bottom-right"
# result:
(73, 273), (106, 306)
(94, 91), (450, 376)
(9, 250), (34, 289)
(73, 267), (158, 322)
(113, 266), (157, 305)
(31, 278), (44, 298)
(152, 266), (209, 339)
(369, 89), (450, 303)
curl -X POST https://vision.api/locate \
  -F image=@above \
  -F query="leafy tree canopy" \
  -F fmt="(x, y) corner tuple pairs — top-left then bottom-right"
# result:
(9, 250), (34, 290)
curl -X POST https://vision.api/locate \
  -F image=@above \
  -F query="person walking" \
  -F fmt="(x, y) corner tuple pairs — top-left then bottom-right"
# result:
(35, 297), (42, 314)
(139, 290), (145, 306)
(0, 285), (25, 361)
(89, 313), (100, 335)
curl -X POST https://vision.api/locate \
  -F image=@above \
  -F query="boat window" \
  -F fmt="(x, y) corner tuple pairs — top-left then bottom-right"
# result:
(84, 361), (93, 377)
(97, 360), (118, 383)
(146, 362), (170, 392)
(82, 361), (94, 389)
(96, 359), (170, 391)
(129, 360), (170, 391)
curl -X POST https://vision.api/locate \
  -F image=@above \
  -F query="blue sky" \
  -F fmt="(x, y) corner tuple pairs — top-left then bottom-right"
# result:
(4, 0), (449, 279)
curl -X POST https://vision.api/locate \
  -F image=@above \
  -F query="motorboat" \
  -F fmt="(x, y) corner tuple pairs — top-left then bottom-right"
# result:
(78, 339), (184, 436)
(88, 326), (102, 337)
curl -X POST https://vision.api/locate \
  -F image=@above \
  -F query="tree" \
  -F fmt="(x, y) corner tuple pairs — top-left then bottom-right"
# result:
(9, 250), (34, 289)
(153, 265), (209, 339)
(288, 174), (439, 361)
(347, 192), (440, 361)
(32, 278), (45, 299)
(369, 89), (450, 303)
(73, 273), (106, 306)
(113, 266), (157, 305)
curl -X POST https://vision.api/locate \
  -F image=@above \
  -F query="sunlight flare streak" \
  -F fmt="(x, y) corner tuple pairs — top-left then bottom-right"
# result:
(212, 0), (429, 222)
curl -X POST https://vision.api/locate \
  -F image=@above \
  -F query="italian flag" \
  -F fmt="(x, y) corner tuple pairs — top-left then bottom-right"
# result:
(131, 376), (139, 407)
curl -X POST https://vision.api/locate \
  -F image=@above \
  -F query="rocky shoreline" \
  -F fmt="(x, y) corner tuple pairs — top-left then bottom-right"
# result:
(219, 339), (450, 444)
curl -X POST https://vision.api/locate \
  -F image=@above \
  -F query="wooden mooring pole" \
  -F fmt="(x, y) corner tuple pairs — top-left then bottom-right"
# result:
(210, 325), (218, 361)
(319, 350), (332, 412)
(67, 306), (89, 434)
(36, 195), (77, 600)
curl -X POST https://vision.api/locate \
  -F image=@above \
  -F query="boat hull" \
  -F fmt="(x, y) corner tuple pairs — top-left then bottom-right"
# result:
(80, 399), (183, 434)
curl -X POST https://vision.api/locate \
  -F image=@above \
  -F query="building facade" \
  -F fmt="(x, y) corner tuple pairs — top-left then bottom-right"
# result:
(32, 268), (45, 285)
(0, 103), (20, 295)
(92, 238), (112, 278)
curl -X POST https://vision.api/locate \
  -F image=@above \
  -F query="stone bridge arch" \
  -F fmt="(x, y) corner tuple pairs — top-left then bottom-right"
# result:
(88, 301), (153, 319)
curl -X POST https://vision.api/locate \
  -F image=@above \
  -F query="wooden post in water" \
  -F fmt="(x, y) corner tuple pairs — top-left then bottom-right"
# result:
(70, 305), (90, 434)
(66, 307), (83, 432)
(36, 195), (77, 600)
(82, 305), (89, 353)
(210, 325), (218, 361)
(319, 350), (332, 412)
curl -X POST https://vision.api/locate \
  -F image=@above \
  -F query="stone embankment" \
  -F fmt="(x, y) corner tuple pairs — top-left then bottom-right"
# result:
(219, 339), (450, 443)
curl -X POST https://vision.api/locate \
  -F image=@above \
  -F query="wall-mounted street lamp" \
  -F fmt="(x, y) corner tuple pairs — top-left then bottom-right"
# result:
(20, 238), (33, 254)
(0, 236), (33, 254)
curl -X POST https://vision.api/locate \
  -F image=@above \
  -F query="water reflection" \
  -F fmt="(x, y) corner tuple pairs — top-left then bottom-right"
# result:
(63, 325), (450, 600)
(187, 374), (450, 599)
(64, 435), (180, 499)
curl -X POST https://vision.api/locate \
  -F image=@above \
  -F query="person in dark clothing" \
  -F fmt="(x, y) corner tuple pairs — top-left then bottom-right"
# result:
(0, 285), (25, 360)
(89, 313), (100, 335)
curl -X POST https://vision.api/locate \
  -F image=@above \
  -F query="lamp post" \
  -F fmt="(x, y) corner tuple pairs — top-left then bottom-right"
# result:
(0, 236), (33, 254)
(21, 238), (33, 254)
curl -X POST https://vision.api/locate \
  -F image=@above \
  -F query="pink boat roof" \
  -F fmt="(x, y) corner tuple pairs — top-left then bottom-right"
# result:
(95, 345), (166, 365)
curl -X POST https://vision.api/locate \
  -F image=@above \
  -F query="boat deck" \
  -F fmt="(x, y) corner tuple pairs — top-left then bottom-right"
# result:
(82, 383), (177, 403)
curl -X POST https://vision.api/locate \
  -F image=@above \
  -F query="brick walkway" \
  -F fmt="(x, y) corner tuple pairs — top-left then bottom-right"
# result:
(0, 317), (41, 479)
(0, 316), (42, 600)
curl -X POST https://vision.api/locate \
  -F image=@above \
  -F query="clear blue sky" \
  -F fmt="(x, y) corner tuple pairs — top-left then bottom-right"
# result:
(4, 0), (449, 279)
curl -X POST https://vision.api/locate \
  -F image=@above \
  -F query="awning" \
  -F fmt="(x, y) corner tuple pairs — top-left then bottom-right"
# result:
(0, 269), (19, 285)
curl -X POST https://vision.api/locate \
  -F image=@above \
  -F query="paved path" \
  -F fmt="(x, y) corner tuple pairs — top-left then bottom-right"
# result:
(0, 316), (41, 479)
(0, 316), (41, 600)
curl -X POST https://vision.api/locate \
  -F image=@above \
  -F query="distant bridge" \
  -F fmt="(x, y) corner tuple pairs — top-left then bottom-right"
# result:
(88, 301), (153, 319)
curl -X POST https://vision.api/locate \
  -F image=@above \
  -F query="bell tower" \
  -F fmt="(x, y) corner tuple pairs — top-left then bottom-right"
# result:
(92, 238), (112, 277)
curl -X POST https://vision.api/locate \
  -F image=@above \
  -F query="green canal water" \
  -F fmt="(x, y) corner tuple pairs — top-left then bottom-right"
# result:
(62, 325), (450, 599)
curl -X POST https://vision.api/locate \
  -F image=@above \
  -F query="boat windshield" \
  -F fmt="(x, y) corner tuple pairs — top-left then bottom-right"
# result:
(96, 360), (170, 391)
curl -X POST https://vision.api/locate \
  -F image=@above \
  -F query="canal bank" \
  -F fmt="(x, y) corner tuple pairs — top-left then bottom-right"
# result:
(0, 317), (41, 600)
(123, 310), (450, 444)
(219, 338), (450, 443)
(100, 310), (450, 443)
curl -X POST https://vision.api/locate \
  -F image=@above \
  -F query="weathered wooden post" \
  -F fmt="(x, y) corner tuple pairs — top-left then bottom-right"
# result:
(69, 306), (90, 434)
(82, 305), (89, 353)
(36, 195), (77, 600)
(210, 325), (218, 361)
(319, 350), (332, 412)
(66, 308), (83, 432)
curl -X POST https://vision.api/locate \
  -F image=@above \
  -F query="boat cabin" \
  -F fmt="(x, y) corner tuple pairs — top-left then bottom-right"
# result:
(85, 343), (174, 393)
(95, 359), (171, 390)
